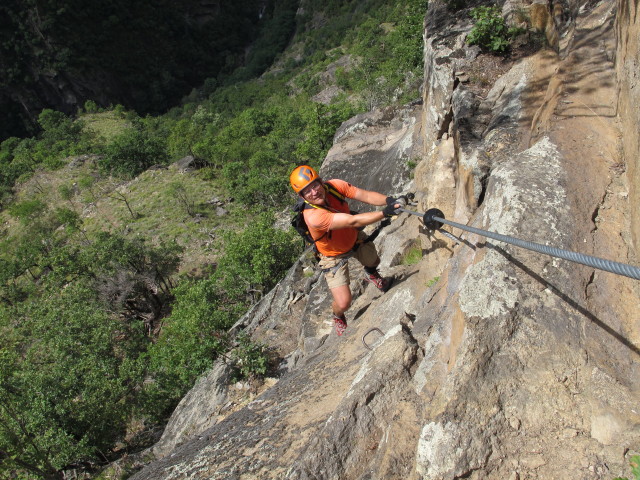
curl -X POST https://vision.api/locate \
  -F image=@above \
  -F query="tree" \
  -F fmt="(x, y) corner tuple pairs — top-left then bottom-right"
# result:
(168, 181), (196, 217)
(0, 284), (147, 479)
(143, 275), (236, 418)
(34, 109), (93, 168)
(84, 232), (182, 331)
(7, 199), (46, 224)
(216, 213), (299, 303)
(143, 213), (298, 418)
(99, 123), (168, 178)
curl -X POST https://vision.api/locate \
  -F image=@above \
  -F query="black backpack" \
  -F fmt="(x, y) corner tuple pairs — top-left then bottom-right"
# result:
(291, 181), (346, 248)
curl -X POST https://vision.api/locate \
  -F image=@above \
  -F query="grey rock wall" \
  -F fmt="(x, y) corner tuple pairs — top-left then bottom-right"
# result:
(321, 103), (422, 211)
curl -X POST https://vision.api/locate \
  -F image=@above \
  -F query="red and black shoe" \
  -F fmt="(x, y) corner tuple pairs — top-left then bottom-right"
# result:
(364, 269), (392, 292)
(333, 313), (347, 336)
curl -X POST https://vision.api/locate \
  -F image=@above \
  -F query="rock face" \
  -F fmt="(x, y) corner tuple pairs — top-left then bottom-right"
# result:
(130, 0), (640, 478)
(322, 102), (422, 210)
(616, 0), (640, 251)
(148, 361), (234, 460)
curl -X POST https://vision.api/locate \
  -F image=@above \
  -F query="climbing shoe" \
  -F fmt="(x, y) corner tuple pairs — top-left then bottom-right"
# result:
(333, 314), (348, 336)
(364, 270), (391, 292)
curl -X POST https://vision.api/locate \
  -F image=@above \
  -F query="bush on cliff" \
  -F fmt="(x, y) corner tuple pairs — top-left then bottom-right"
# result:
(466, 5), (524, 53)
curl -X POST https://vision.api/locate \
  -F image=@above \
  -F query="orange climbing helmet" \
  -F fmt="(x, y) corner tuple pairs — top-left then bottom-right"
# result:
(290, 165), (320, 194)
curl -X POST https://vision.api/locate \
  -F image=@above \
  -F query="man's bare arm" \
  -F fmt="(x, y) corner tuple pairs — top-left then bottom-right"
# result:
(329, 211), (386, 230)
(352, 188), (388, 206)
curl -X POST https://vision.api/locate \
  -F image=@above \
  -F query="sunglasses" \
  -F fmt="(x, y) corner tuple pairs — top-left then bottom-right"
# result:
(301, 180), (323, 197)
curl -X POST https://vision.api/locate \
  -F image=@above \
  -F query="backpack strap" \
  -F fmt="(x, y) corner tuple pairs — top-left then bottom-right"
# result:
(323, 181), (346, 203)
(302, 180), (346, 213)
(302, 181), (351, 245)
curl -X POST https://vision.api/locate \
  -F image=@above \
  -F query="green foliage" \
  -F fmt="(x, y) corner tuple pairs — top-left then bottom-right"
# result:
(0, 225), (183, 477)
(83, 100), (100, 113)
(402, 244), (423, 265)
(386, 1), (426, 71)
(100, 122), (168, 178)
(0, 202), (92, 304)
(426, 276), (440, 287)
(633, 457), (640, 480)
(0, 284), (147, 478)
(0, 221), (182, 323)
(294, 102), (358, 162)
(53, 207), (82, 234)
(466, 6), (523, 53)
(1, 137), (39, 187)
(7, 199), (46, 224)
(227, 0), (299, 83)
(167, 105), (220, 159)
(185, 91), (352, 206)
(331, 0), (427, 108)
(58, 183), (75, 202)
(216, 213), (300, 303)
(614, 455), (640, 480)
(231, 333), (269, 380)
(144, 213), (298, 417)
(143, 275), (235, 418)
(36, 109), (93, 168)
(113, 104), (126, 118)
(0, 109), (95, 195)
(296, 0), (389, 61)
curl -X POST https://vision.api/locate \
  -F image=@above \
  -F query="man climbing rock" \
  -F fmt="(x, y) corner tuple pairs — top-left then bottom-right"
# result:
(289, 165), (405, 336)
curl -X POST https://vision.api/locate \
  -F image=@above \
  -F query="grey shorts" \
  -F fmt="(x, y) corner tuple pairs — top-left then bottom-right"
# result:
(318, 231), (380, 289)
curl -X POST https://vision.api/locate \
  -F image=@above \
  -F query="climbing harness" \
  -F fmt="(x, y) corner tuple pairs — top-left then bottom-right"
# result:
(320, 256), (350, 274)
(318, 223), (390, 274)
(317, 216), (392, 273)
(398, 207), (640, 281)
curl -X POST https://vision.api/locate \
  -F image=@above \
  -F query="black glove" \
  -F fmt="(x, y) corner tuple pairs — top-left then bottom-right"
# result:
(383, 202), (400, 217)
(386, 195), (408, 208)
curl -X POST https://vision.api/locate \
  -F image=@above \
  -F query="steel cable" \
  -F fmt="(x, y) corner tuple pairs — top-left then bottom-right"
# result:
(399, 208), (640, 281)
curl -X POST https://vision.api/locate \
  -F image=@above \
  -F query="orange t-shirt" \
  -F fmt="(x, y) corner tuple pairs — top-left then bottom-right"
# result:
(303, 179), (360, 257)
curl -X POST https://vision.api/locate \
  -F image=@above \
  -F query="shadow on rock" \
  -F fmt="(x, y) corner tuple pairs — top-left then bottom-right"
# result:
(491, 244), (640, 357)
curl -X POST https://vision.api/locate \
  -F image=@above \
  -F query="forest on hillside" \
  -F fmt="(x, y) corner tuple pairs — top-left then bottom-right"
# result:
(0, 0), (429, 477)
(0, 0), (300, 140)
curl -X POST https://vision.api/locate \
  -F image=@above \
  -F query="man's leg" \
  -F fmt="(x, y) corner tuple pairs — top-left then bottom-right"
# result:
(318, 254), (352, 335)
(354, 231), (380, 270)
(354, 236), (391, 292)
(330, 284), (352, 317)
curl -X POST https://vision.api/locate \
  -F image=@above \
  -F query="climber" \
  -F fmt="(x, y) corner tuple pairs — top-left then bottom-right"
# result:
(289, 165), (405, 336)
